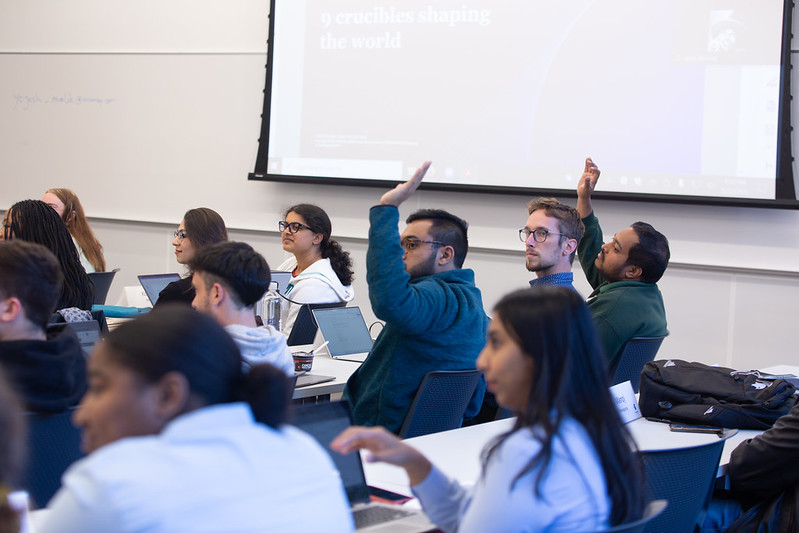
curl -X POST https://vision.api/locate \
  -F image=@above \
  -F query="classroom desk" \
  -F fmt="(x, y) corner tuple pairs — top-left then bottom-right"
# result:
(363, 417), (761, 497)
(292, 352), (362, 400)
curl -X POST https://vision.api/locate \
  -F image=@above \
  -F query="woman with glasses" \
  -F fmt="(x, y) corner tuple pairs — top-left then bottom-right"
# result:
(333, 287), (645, 532)
(38, 305), (353, 532)
(276, 204), (354, 334)
(155, 207), (228, 307)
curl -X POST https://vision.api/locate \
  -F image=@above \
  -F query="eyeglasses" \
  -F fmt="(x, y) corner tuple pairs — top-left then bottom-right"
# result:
(279, 221), (313, 234)
(400, 237), (443, 252)
(518, 228), (565, 244)
(173, 229), (188, 241)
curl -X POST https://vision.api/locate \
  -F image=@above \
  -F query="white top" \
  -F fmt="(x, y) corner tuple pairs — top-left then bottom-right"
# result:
(277, 257), (355, 335)
(411, 419), (610, 533)
(38, 403), (354, 533)
(73, 236), (95, 274)
(224, 323), (294, 376)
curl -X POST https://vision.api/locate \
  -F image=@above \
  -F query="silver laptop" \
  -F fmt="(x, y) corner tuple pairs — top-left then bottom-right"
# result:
(270, 270), (293, 296)
(138, 273), (180, 306)
(312, 307), (373, 363)
(293, 401), (435, 532)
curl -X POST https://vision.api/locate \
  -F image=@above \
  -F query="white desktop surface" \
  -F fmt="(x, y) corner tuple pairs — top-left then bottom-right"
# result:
(363, 416), (762, 497)
(292, 352), (361, 399)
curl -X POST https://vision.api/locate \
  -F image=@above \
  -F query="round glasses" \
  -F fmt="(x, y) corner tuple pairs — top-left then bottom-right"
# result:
(173, 229), (188, 241)
(518, 228), (565, 244)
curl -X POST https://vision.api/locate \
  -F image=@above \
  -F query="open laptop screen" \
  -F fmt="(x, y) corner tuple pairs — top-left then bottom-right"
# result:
(138, 273), (180, 306)
(292, 401), (370, 505)
(312, 307), (373, 358)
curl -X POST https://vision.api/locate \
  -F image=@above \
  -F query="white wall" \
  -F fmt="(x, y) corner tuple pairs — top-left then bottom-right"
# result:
(2, 1), (798, 371)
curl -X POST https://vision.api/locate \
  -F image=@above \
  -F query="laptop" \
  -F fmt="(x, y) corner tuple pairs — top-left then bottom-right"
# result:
(312, 307), (373, 363)
(293, 401), (435, 532)
(137, 273), (180, 306)
(287, 302), (347, 347)
(270, 270), (293, 296)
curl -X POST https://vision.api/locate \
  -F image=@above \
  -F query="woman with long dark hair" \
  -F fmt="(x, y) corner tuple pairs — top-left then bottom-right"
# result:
(332, 286), (645, 532)
(155, 207), (228, 306)
(277, 204), (354, 333)
(2, 200), (94, 310)
(38, 306), (352, 532)
(41, 188), (106, 273)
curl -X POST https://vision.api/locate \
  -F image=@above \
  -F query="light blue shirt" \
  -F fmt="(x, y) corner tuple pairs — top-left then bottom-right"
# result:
(39, 403), (353, 533)
(412, 419), (610, 533)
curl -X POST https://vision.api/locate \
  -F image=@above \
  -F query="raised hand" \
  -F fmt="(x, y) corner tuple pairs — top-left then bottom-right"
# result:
(576, 157), (600, 217)
(379, 161), (432, 207)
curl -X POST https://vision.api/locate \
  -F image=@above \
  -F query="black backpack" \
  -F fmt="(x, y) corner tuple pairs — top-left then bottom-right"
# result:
(638, 359), (797, 430)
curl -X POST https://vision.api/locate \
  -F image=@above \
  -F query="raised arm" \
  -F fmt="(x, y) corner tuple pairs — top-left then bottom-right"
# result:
(380, 161), (432, 207)
(576, 157), (600, 218)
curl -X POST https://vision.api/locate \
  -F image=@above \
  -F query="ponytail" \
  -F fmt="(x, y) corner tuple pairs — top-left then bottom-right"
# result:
(241, 364), (292, 428)
(321, 238), (354, 286)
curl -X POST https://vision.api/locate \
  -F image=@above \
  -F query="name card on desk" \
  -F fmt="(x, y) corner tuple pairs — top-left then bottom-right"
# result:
(610, 381), (642, 423)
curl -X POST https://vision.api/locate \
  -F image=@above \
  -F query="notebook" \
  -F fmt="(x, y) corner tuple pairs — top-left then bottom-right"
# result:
(312, 307), (373, 363)
(138, 273), (180, 306)
(292, 401), (435, 532)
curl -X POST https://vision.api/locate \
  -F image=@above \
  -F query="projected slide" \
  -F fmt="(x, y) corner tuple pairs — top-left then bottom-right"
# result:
(262, 1), (786, 201)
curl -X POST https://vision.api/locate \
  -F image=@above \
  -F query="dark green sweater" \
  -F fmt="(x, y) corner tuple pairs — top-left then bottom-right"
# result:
(578, 212), (668, 369)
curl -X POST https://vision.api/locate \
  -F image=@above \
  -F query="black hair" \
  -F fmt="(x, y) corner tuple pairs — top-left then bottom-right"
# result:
(0, 241), (63, 330)
(482, 287), (644, 526)
(5, 200), (94, 310)
(103, 305), (291, 428)
(189, 242), (271, 308)
(406, 209), (469, 268)
(183, 207), (228, 250)
(284, 204), (354, 285)
(627, 222), (670, 284)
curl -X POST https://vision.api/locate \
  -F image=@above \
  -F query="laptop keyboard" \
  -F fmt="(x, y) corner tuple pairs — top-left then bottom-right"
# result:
(353, 505), (415, 529)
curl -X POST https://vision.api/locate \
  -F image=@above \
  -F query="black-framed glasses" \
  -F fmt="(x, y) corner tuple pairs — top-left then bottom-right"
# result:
(400, 237), (444, 252)
(518, 228), (565, 244)
(173, 229), (188, 241)
(278, 221), (313, 234)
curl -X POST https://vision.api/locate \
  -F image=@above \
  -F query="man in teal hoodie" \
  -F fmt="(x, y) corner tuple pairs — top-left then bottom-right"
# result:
(576, 157), (670, 369)
(345, 162), (488, 434)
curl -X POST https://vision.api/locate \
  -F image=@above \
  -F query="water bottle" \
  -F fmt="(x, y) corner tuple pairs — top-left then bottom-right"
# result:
(263, 281), (281, 331)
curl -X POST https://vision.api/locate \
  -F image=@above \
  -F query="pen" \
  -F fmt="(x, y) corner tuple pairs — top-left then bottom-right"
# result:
(312, 340), (330, 356)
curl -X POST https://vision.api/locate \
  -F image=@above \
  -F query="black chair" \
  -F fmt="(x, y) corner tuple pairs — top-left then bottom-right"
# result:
(87, 268), (119, 305)
(20, 408), (85, 509)
(593, 500), (667, 533)
(610, 333), (668, 393)
(638, 430), (736, 533)
(398, 370), (483, 439)
(286, 301), (347, 346)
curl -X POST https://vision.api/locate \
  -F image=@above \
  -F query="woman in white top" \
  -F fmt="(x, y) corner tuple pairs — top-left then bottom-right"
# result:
(39, 305), (353, 533)
(277, 204), (355, 334)
(333, 287), (645, 533)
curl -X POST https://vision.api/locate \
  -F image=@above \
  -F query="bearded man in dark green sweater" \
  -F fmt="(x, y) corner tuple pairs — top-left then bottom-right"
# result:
(575, 157), (670, 369)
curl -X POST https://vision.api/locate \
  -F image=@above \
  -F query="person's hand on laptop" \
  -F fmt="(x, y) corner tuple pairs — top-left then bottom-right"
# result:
(379, 161), (432, 207)
(331, 426), (433, 486)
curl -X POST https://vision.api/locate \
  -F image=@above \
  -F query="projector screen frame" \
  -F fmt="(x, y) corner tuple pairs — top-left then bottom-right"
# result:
(250, 0), (797, 210)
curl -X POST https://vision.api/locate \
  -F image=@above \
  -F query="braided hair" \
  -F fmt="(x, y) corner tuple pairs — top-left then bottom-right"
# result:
(5, 200), (94, 310)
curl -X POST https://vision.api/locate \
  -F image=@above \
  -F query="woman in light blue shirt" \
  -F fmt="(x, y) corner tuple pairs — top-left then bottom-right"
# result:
(39, 305), (352, 533)
(333, 287), (645, 532)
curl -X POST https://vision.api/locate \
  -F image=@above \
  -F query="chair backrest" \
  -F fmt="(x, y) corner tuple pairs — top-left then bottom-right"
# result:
(610, 334), (667, 392)
(595, 500), (667, 533)
(286, 301), (347, 346)
(398, 370), (483, 439)
(87, 269), (118, 305)
(20, 408), (85, 509)
(638, 431), (735, 533)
